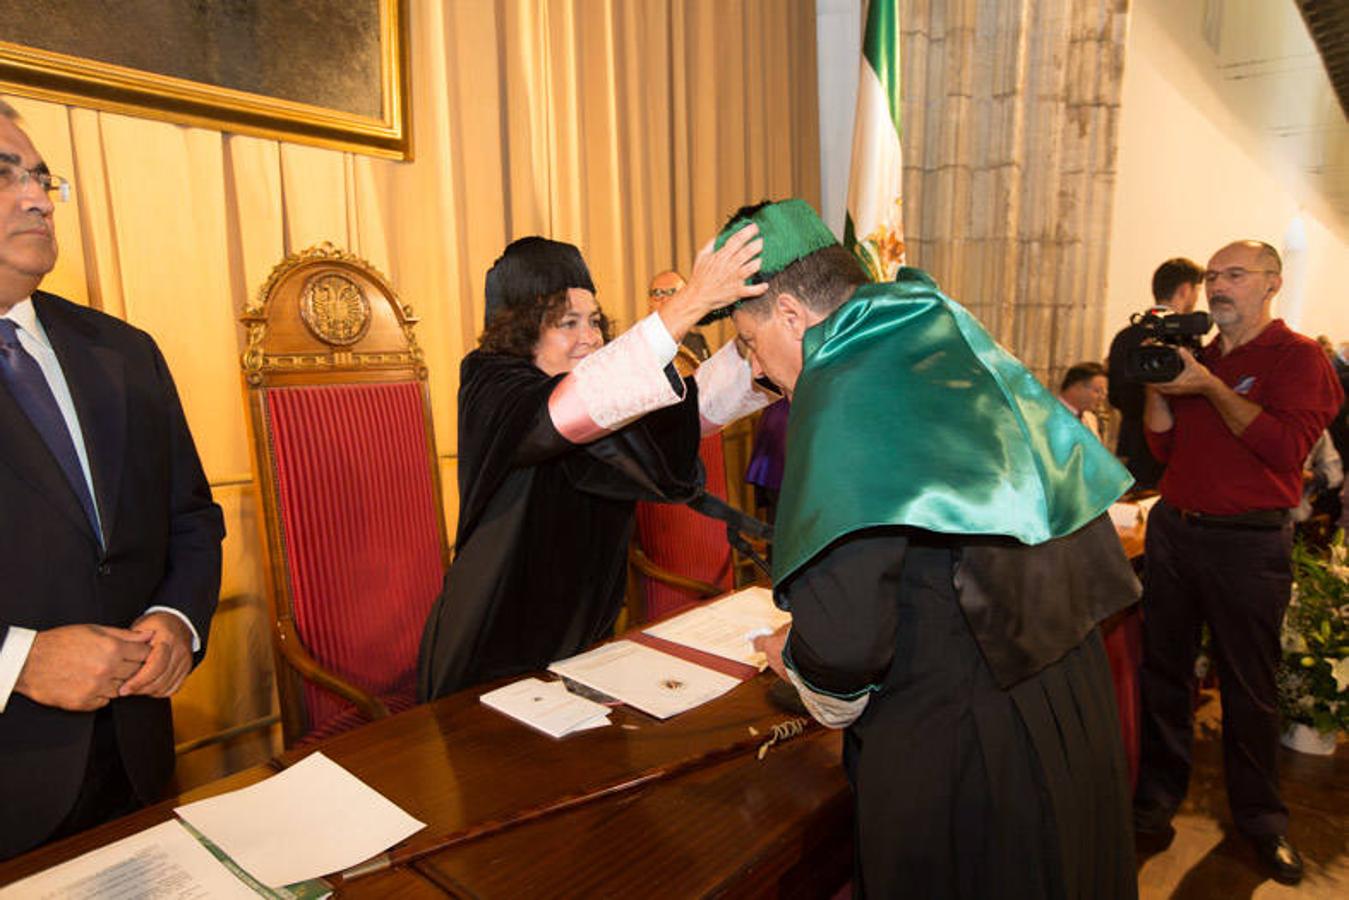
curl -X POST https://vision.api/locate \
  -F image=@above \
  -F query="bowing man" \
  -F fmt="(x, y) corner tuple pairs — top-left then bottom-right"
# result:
(716, 200), (1139, 898)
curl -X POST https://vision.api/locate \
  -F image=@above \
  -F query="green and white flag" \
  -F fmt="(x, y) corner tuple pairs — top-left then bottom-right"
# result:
(845, 0), (905, 281)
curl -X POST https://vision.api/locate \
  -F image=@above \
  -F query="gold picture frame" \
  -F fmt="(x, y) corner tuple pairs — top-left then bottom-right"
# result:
(0, 0), (411, 160)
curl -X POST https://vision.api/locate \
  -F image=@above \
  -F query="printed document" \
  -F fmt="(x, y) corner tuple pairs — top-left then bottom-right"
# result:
(480, 677), (612, 737)
(643, 586), (792, 667)
(549, 641), (739, 719)
(0, 819), (257, 899)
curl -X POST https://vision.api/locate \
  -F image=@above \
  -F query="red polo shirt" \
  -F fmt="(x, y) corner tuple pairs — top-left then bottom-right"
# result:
(1146, 319), (1343, 515)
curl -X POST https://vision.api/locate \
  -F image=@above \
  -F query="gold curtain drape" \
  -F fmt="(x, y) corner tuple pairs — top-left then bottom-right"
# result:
(7, 0), (820, 787)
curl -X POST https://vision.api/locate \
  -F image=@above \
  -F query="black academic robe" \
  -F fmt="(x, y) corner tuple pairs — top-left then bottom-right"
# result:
(417, 351), (703, 700)
(780, 517), (1139, 900)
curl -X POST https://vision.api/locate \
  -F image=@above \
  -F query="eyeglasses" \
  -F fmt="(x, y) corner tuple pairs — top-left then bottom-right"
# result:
(0, 161), (71, 202)
(1203, 266), (1277, 286)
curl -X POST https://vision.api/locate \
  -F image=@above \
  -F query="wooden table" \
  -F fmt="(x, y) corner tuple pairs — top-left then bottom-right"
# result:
(0, 671), (851, 897)
(2, 516), (1155, 895)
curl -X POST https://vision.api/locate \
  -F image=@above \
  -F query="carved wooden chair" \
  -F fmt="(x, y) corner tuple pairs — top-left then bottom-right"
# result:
(241, 243), (448, 746)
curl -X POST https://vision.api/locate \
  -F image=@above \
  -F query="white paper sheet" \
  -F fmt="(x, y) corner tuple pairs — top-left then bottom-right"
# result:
(479, 677), (612, 737)
(549, 641), (740, 719)
(174, 752), (424, 888)
(643, 585), (792, 668)
(1108, 502), (1141, 529)
(0, 819), (257, 899)
(1136, 494), (1161, 519)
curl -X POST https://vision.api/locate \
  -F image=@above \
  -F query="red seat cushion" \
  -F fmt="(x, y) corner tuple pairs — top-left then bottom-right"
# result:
(266, 382), (443, 736)
(634, 434), (735, 619)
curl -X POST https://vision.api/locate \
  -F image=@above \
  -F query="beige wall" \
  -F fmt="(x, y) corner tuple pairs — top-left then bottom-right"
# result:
(5, 0), (821, 785)
(1103, 0), (1349, 355)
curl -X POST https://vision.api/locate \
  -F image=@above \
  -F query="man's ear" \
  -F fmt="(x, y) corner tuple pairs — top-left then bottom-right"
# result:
(1176, 282), (1196, 310)
(776, 292), (811, 339)
(1266, 272), (1282, 299)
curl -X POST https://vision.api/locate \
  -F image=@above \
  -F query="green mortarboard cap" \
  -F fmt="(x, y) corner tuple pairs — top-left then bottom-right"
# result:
(700, 198), (840, 324)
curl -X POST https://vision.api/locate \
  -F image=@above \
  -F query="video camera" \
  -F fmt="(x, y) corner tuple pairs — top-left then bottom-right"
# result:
(1124, 308), (1212, 383)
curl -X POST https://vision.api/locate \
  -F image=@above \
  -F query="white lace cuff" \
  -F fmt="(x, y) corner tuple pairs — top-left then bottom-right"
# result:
(549, 320), (686, 443)
(784, 664), (870, 729)
(694, 340), (772, 435)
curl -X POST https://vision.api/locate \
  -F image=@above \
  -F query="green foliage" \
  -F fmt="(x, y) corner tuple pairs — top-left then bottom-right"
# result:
(1278, 532), (1349, 735)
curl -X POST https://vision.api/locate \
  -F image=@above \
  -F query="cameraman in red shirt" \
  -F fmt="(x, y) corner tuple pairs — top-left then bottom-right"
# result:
(1135, 240), (1343, 885)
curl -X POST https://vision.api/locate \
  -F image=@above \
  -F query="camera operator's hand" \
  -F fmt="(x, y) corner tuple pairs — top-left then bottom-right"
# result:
(1143, 384), (1174, 434)
(1150, 347), (1218, 397)
(1151, 347), (1262, 438)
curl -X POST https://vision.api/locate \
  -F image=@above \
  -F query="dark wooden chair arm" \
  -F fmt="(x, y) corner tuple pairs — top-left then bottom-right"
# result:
(274, 617), (390, 722)
(628, 545), (724, 599)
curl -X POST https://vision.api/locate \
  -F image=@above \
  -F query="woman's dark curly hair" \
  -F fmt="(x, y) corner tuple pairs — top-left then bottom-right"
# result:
(479, 288), (612, 358)
(477, 235), (613, 358)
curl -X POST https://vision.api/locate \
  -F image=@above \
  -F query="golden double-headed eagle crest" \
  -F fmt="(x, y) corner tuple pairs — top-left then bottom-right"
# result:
(299, 273), (371, 346)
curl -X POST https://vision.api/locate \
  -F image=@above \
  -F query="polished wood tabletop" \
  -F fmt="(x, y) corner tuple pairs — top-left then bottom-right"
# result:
(1, 517), (1153, 895)
(0, 665), (851, 897)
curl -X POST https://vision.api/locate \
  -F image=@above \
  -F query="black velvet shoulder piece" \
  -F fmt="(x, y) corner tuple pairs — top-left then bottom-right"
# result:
(952, 513), (1140, 688)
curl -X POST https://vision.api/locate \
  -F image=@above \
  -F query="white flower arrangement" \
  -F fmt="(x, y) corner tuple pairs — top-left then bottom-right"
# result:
(1277, 533), (1349, 736)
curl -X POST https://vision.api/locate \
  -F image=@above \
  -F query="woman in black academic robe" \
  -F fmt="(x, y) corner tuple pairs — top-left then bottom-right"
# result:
(418, 232), (767, 700)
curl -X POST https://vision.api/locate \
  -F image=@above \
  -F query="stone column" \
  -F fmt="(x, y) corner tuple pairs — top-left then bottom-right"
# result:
(901, 0), (1130, 383)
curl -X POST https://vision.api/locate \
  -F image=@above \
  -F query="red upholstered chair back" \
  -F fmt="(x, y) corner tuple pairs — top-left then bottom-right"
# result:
(633, 433), (735, 620)
(241, 244), (449, 746)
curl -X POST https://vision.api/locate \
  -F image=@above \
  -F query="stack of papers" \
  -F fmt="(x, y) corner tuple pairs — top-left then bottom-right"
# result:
(175, 752), (424, 888)
(479, 677), (612, 737)
(643, 586), (792, 668)
(0, 820), (270, 899)
(2, 752), (422, 897)
(549, 641), (740, 719)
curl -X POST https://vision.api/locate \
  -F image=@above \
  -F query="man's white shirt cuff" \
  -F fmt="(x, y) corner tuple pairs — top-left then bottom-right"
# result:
(144, 606), (202, 653)
(0, 627), (36, 713)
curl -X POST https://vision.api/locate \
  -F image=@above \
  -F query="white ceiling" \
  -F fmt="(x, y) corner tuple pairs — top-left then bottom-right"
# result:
(1199, 0), (1349, 227)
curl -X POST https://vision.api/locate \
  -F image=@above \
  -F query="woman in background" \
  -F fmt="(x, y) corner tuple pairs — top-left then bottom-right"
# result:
(419, 229), (769, 699)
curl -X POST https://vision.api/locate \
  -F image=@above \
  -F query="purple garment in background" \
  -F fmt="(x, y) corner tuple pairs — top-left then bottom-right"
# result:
(745, 398), (790, 490)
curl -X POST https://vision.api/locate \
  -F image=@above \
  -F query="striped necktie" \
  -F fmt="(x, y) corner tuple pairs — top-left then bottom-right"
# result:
(0, 318), (101, 540)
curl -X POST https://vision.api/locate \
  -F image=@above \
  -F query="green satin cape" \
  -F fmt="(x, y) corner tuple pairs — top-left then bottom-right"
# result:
(772, 268), (1133, 585)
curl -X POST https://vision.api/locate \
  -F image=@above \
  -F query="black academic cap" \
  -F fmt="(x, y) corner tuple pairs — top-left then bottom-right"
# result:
(484, 236), (596, 327)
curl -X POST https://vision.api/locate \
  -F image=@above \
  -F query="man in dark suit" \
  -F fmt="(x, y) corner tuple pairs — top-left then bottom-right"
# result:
(1106, 257), (1204, 490)
(0, 99), (224, 859)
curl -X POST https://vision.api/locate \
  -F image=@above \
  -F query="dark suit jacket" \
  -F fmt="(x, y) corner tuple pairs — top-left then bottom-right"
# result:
(1107, 320), (1163, 489)
(0, 290), (224, 859)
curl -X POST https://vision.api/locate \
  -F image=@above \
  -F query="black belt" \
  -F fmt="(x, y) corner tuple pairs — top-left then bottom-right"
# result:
(1166, 503), (1287, 531)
